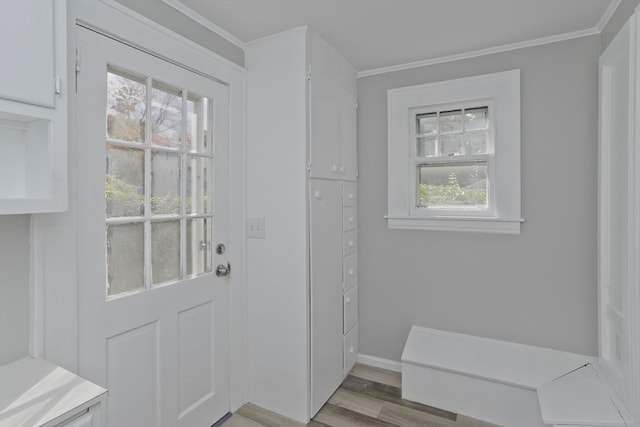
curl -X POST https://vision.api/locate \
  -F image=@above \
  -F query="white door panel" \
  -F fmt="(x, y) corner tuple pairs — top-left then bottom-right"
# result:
(76, 26), (230, 427)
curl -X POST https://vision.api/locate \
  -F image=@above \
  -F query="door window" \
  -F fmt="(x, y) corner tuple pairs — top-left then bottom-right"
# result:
(105, 66), (214, 296)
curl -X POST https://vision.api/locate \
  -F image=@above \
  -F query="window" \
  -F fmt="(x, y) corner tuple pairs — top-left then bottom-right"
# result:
(105, 66), (214, 297)
(387, 69), (522, 234)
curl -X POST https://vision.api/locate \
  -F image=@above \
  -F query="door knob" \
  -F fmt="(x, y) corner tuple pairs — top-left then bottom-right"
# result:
(215, 262), (231, 277)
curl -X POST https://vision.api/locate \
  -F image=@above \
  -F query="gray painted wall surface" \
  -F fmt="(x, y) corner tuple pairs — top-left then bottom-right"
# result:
(357, 35), (600, 361)
(115, 0), (244, 67)
(0, 216), (30, 365)
(602, 0), (640, 51)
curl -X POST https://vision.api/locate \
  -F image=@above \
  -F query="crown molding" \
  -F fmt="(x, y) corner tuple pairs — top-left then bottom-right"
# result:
(596, 0), (622, 32)
(357, 27), (600, 78)
(160, 0), (246, 49)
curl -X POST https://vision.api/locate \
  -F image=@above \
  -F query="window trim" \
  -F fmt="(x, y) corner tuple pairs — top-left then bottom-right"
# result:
(387, 69), (523, 234)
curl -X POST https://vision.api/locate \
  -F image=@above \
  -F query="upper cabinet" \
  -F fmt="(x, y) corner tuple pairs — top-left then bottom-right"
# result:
(307, 32), (357, 181)
(0, 0), (68, 214)
(0, 0), (57, 108)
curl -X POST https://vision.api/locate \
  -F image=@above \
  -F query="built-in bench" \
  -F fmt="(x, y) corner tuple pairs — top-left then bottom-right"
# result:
(401, 326), (627, 427)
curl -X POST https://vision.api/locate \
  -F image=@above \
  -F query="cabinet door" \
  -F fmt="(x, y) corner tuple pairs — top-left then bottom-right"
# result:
(339, 89), (357, 181)
(60, 411), (93, 427)
(309, 179), (344, 415)
(308, 40), (341, 180)
(0, 0), (56, 107)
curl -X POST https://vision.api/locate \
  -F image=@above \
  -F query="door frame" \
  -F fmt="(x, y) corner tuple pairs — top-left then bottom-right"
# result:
(30, 0), (248, 413)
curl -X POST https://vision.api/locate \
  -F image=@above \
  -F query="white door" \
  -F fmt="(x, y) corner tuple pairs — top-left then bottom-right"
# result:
(76, 26), (231, 427)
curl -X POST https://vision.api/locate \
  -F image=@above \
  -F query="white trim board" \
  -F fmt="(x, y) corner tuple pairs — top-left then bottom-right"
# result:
(357, 353), (402, 373)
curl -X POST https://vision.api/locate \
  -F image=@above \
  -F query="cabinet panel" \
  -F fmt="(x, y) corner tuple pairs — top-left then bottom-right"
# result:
(343, 254), (357, 292)
(339, 89), (357, 181)
(59, 411), (93, 427)
(0, 0), (55, 107)
(343, 206), (357, 231)
(342, 183), (357, 206)
(343, 287), (358, 334)
(309, 179), (344, 416)
(344, 325), (358, 376)
(343, 230), (357, 256)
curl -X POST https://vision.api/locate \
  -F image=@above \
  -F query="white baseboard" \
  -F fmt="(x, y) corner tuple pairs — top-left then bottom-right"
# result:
(357, 353), (402, 373)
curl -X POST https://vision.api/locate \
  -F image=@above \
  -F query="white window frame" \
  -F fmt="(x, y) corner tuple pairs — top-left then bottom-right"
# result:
(387, 69), (522, 234)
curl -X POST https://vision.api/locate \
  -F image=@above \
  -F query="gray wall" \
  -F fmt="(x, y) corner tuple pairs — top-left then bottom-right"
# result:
(357, 35), (601, 361)
(601, 0), (640, 51)
(115, 0), (244, 67)
(0, 215), (30, 365)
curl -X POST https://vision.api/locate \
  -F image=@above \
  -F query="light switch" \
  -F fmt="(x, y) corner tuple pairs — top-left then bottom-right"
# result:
(247, 217), (265, 239)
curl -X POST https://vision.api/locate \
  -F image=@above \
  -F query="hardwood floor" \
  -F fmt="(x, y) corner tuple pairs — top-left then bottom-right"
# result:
(221, 364), (500, 427)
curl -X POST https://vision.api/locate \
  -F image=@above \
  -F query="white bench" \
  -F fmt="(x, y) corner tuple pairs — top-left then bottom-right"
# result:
(401, 326), (627, 427)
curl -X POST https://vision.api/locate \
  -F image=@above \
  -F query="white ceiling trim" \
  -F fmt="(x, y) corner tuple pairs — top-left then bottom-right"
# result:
(160, 0), (246, 49)
(596, 0), (622, 32)
(357, 26), (601, 79)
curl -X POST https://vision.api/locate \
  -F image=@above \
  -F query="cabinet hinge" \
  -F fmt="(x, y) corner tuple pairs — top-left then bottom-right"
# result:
(306, 65), (312, 81)
(355, 102), (359, 110)
(307, 162), (312, 175)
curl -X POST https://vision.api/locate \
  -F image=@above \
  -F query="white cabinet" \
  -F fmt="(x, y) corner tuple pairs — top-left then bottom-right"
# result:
(307, 34), (358, 181)
(0, 0), (68, 214)
(0, 357), (107, 427)
(246, 27), (357, 423)
(0, 0), (56, 108)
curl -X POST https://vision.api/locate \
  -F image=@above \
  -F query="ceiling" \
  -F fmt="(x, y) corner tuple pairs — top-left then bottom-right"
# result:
(150, 0), (617, 72)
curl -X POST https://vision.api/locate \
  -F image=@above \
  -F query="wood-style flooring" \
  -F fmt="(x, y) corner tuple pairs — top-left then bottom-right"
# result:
(221, 364), (500, 427)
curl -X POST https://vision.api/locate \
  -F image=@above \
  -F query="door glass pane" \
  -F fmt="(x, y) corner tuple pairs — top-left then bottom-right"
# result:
(186, 155), (212, 214)
(107, 223), (145, 296)
(106, 68), (146, 143)
(106, 145), (145, 218)
(151, 151), (181, 215)
(187, 218), (212, 276)
(152, 221), (181, 284)
(151, 82), (182, 149)
(187, 95), (212, 154)
(418, 163), (488, 209)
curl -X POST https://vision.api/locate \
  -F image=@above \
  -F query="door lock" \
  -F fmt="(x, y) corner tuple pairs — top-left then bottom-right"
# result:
(215, 262), (231, 277)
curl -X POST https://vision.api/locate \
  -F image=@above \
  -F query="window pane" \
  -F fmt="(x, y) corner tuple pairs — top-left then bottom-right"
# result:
(186, 155), (212, 214)
(417, 112), (437, 135)
(107, 223), (144, 296)
(418, 163), (488, 209)
(152, 221), (181, 284)
(187, 218), (212, 276)
(417, 136), (437, 157)
(151, 82), (182, 149)
(439, 110), (462, 133)
(106, 145), (144, 218)
(106, 69), (146, 142)
(464, 107), (488, 131)
(464, 132), (489, 155)
(187, 95), (212, 154)
(151, 151), (181, 215)
(440, 134), (464, 156)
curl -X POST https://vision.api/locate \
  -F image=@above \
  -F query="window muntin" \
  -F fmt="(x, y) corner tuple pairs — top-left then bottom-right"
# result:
(411, 103), (494, 214)
(105, 66), (214, 297)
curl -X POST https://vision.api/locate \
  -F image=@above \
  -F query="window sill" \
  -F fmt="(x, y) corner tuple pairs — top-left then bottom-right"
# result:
(385, 215), (523, 234)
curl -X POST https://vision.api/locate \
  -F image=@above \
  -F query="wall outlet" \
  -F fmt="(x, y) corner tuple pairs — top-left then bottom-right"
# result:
(247, 217), (265, 239)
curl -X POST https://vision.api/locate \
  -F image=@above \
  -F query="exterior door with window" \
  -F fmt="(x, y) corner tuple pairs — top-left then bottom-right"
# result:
(76, 26), (230, 427)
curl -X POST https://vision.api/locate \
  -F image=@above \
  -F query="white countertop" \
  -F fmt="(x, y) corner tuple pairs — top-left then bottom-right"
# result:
(0, 357), (107, 427)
